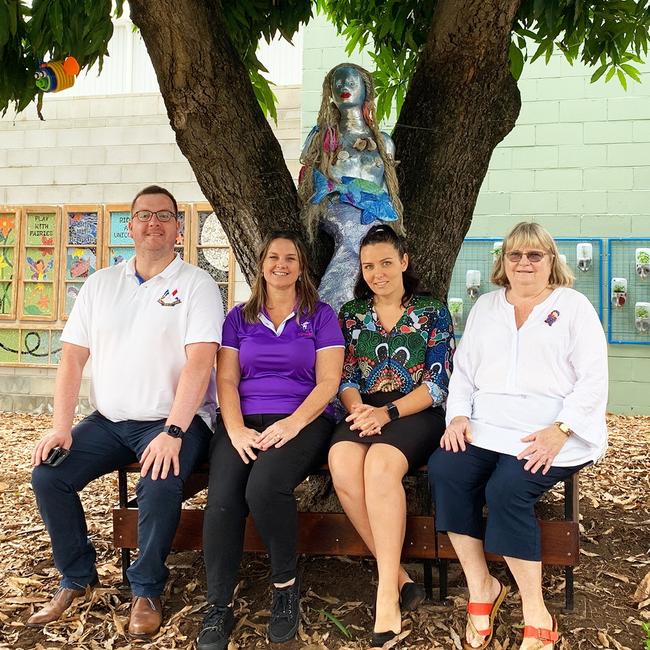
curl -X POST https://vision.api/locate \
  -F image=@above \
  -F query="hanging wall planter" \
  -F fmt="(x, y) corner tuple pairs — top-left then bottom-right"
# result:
(636, 248), (650, 279)
(466, 270), (481, 301)
(492, 241), (503, 261)
(449, 298), (464, 328)
(576, 243), (593, 272)
(635, 302), (650, 334)
(611, 277), (628, 309)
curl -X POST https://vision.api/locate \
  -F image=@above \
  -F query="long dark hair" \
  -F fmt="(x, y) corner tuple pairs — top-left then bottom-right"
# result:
(242, 231), (319, 324)
(353, 225), (421, 306)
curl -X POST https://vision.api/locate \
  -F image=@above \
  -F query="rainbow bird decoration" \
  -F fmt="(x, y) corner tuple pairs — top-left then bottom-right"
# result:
(34, 56), (80, 93)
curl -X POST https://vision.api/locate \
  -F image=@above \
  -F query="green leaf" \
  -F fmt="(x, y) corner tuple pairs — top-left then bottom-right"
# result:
(617, 67), (628, 89)
(590, 63), (608, 83)
(319, 609), (351, 639)
(509, 41), (525, 80)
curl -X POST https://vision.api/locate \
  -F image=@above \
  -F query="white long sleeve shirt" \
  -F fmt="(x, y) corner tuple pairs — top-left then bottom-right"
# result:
(446, 287), (608, 467)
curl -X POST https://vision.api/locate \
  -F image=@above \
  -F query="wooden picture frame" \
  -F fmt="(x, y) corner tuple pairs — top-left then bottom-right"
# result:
(103, 203), (133, 268)
(60, 204), (104, 320)
(19, 205), (61, 322)
(0, 206), (21, 321)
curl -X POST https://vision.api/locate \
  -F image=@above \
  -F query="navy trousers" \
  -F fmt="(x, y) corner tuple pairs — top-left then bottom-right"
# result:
(429, 444), (584, 561)
(31, 411), (210, 597)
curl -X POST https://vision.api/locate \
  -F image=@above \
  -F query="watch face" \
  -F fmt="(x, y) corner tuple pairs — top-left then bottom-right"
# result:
(165, 425), (183, 438)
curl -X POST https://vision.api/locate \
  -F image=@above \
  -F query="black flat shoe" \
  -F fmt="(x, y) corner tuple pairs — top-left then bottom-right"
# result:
(399, 582), (426, 611)
(370, 629), (399, 648)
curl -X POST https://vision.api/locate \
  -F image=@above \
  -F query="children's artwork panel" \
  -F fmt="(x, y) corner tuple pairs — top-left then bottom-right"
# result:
(109, 247), (136, 266)
(66, 247), (97, 281)
(23, 282), (55, 318)
(68, 212), (98, 245)
(0, 328), (19, 363)
(24, 248), (55, 282)
(20, 329), (50, 364)
(0, 247), (15, 281)
(25, 212), (56, 246)
(0, 212), (17, 246)
(109, 211), (132, 247)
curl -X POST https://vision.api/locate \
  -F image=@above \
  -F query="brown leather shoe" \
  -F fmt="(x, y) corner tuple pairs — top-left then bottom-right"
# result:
(128, 596), (163, 637)
(27, 584), (96, 627)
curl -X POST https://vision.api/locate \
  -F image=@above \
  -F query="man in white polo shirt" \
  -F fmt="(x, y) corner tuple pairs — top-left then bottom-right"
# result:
(28, 186), (224, 637)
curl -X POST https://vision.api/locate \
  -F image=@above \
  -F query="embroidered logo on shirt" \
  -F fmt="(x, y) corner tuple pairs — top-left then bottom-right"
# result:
(544, 310), (560, 326)
(298, 320), (313, 337)
(158, 289), (181, 307)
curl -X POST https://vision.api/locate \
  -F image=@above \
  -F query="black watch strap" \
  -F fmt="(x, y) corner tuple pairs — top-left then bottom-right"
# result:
(162, 424), (185, 439)
(386, 402), (400, 421)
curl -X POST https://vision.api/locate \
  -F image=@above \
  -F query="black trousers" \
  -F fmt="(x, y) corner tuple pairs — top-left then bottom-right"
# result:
(203, 413), (333, 606)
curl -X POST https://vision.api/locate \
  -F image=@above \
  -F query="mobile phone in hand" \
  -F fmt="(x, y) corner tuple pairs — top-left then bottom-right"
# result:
(42, 447), (70, 467)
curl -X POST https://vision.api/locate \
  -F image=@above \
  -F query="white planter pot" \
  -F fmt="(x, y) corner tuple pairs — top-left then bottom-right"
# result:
(576, 243), (593, 272)
(449, 298), (464, 328)
(611, 277), (627, 309)
(635, 302), (650, 334)
(466, 270), (481, 301)
(636, 248), (650, 279)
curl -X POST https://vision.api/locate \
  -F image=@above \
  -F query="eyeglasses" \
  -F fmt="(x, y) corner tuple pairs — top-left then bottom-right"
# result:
(505, 250), (548, 263)
(132, 210), (177, 222)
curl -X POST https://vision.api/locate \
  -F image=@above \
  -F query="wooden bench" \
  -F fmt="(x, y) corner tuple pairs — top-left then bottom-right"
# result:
(113, 464), (580, 610)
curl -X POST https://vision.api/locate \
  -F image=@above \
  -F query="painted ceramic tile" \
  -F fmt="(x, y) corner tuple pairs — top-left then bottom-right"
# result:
(23, 282), (54, 317)
(0, 213), (16, 246)
(109, 247), (136, 266)
(0, 282), (13, 316)
(0, 328), (19, 363)
(199, 211), (227, 246)
(21, 329), (50, 364)
(68, 212), (98, 245)
(50, 330), (63, 364)
(110, 211), (132, 246)
(26, 213), (56, 246)
(66, 247), (96, 280)
(0, 247), (14, 281)
(65, 282), (84, 315)
(24, 247), (55, 281)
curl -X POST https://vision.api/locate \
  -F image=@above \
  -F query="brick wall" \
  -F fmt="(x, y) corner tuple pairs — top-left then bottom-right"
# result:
(0, 86), (301, 412)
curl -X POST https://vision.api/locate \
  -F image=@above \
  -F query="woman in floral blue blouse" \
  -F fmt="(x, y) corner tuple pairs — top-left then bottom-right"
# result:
(328, 225), (454, 648)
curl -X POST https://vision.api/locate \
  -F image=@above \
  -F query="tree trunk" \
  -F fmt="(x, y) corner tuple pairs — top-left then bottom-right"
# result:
(395, 0), (523, 298)
(130, 0), (522, 296)
(128, 0), (301, 283)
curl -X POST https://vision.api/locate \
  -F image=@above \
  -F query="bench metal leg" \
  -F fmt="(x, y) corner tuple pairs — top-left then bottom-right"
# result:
(563, 473), (579, 612)
(121, 548), (131, 589)
(438, 559), (448, 601)
(423, 559), (433, 600)
(564, 566), (574, 612)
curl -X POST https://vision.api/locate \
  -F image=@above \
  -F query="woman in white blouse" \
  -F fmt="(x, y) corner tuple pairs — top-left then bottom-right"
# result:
(429, 222), (607, 650)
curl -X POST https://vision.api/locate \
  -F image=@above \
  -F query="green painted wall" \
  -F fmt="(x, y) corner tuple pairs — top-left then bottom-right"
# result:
(302, 14), (650, 415)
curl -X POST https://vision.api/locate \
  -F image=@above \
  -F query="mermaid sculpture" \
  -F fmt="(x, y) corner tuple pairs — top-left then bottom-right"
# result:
(298, 63), (403, 311)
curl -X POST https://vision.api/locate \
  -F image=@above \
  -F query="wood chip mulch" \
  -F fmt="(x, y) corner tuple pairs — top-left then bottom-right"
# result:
(0, 413), (648, 649)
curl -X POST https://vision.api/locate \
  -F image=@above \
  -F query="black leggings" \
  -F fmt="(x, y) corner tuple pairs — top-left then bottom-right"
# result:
(203, 413), (333, 606)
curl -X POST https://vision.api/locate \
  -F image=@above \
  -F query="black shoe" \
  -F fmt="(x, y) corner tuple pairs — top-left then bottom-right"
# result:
(370, 629), (399, 648)
(196, 605), (234, 650)
(399, 582), (426, 611)
(268, 577), (301, 643)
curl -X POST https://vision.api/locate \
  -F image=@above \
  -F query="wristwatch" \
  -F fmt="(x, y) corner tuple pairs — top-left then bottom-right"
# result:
(554, 421), (572, 437)
(162, 424), (185, 439)
(386, 402), (400, 421)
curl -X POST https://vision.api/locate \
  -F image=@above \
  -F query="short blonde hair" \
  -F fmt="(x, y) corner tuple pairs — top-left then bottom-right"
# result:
(491, 222), (575, 288)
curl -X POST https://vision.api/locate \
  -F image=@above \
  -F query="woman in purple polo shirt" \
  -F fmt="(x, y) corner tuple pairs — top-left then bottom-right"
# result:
(328, 225), (455, 649)
(197, 232), (344, 650)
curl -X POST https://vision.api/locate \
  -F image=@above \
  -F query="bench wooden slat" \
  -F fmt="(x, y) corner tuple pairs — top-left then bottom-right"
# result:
(437, 520), (579, 566)
(113, 509), (438, 559)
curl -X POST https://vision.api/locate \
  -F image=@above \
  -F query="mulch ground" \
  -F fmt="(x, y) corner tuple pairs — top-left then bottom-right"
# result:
(0, 413), (648, 650)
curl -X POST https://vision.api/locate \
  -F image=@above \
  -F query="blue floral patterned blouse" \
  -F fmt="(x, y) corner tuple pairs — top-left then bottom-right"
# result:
(339, 295), (455, 406)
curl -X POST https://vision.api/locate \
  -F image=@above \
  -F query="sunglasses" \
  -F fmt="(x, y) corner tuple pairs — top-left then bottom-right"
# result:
(132, 210), (177, 222)
(505, 250), (548, 263)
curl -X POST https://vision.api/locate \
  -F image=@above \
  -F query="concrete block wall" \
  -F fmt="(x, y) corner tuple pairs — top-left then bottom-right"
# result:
(303, 14), (650, 414)
(0, 86), (301, 412)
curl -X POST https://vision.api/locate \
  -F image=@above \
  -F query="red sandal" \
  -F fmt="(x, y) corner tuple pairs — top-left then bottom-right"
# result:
(522, 616), (559, 649)
(462, 581), (509, 650)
